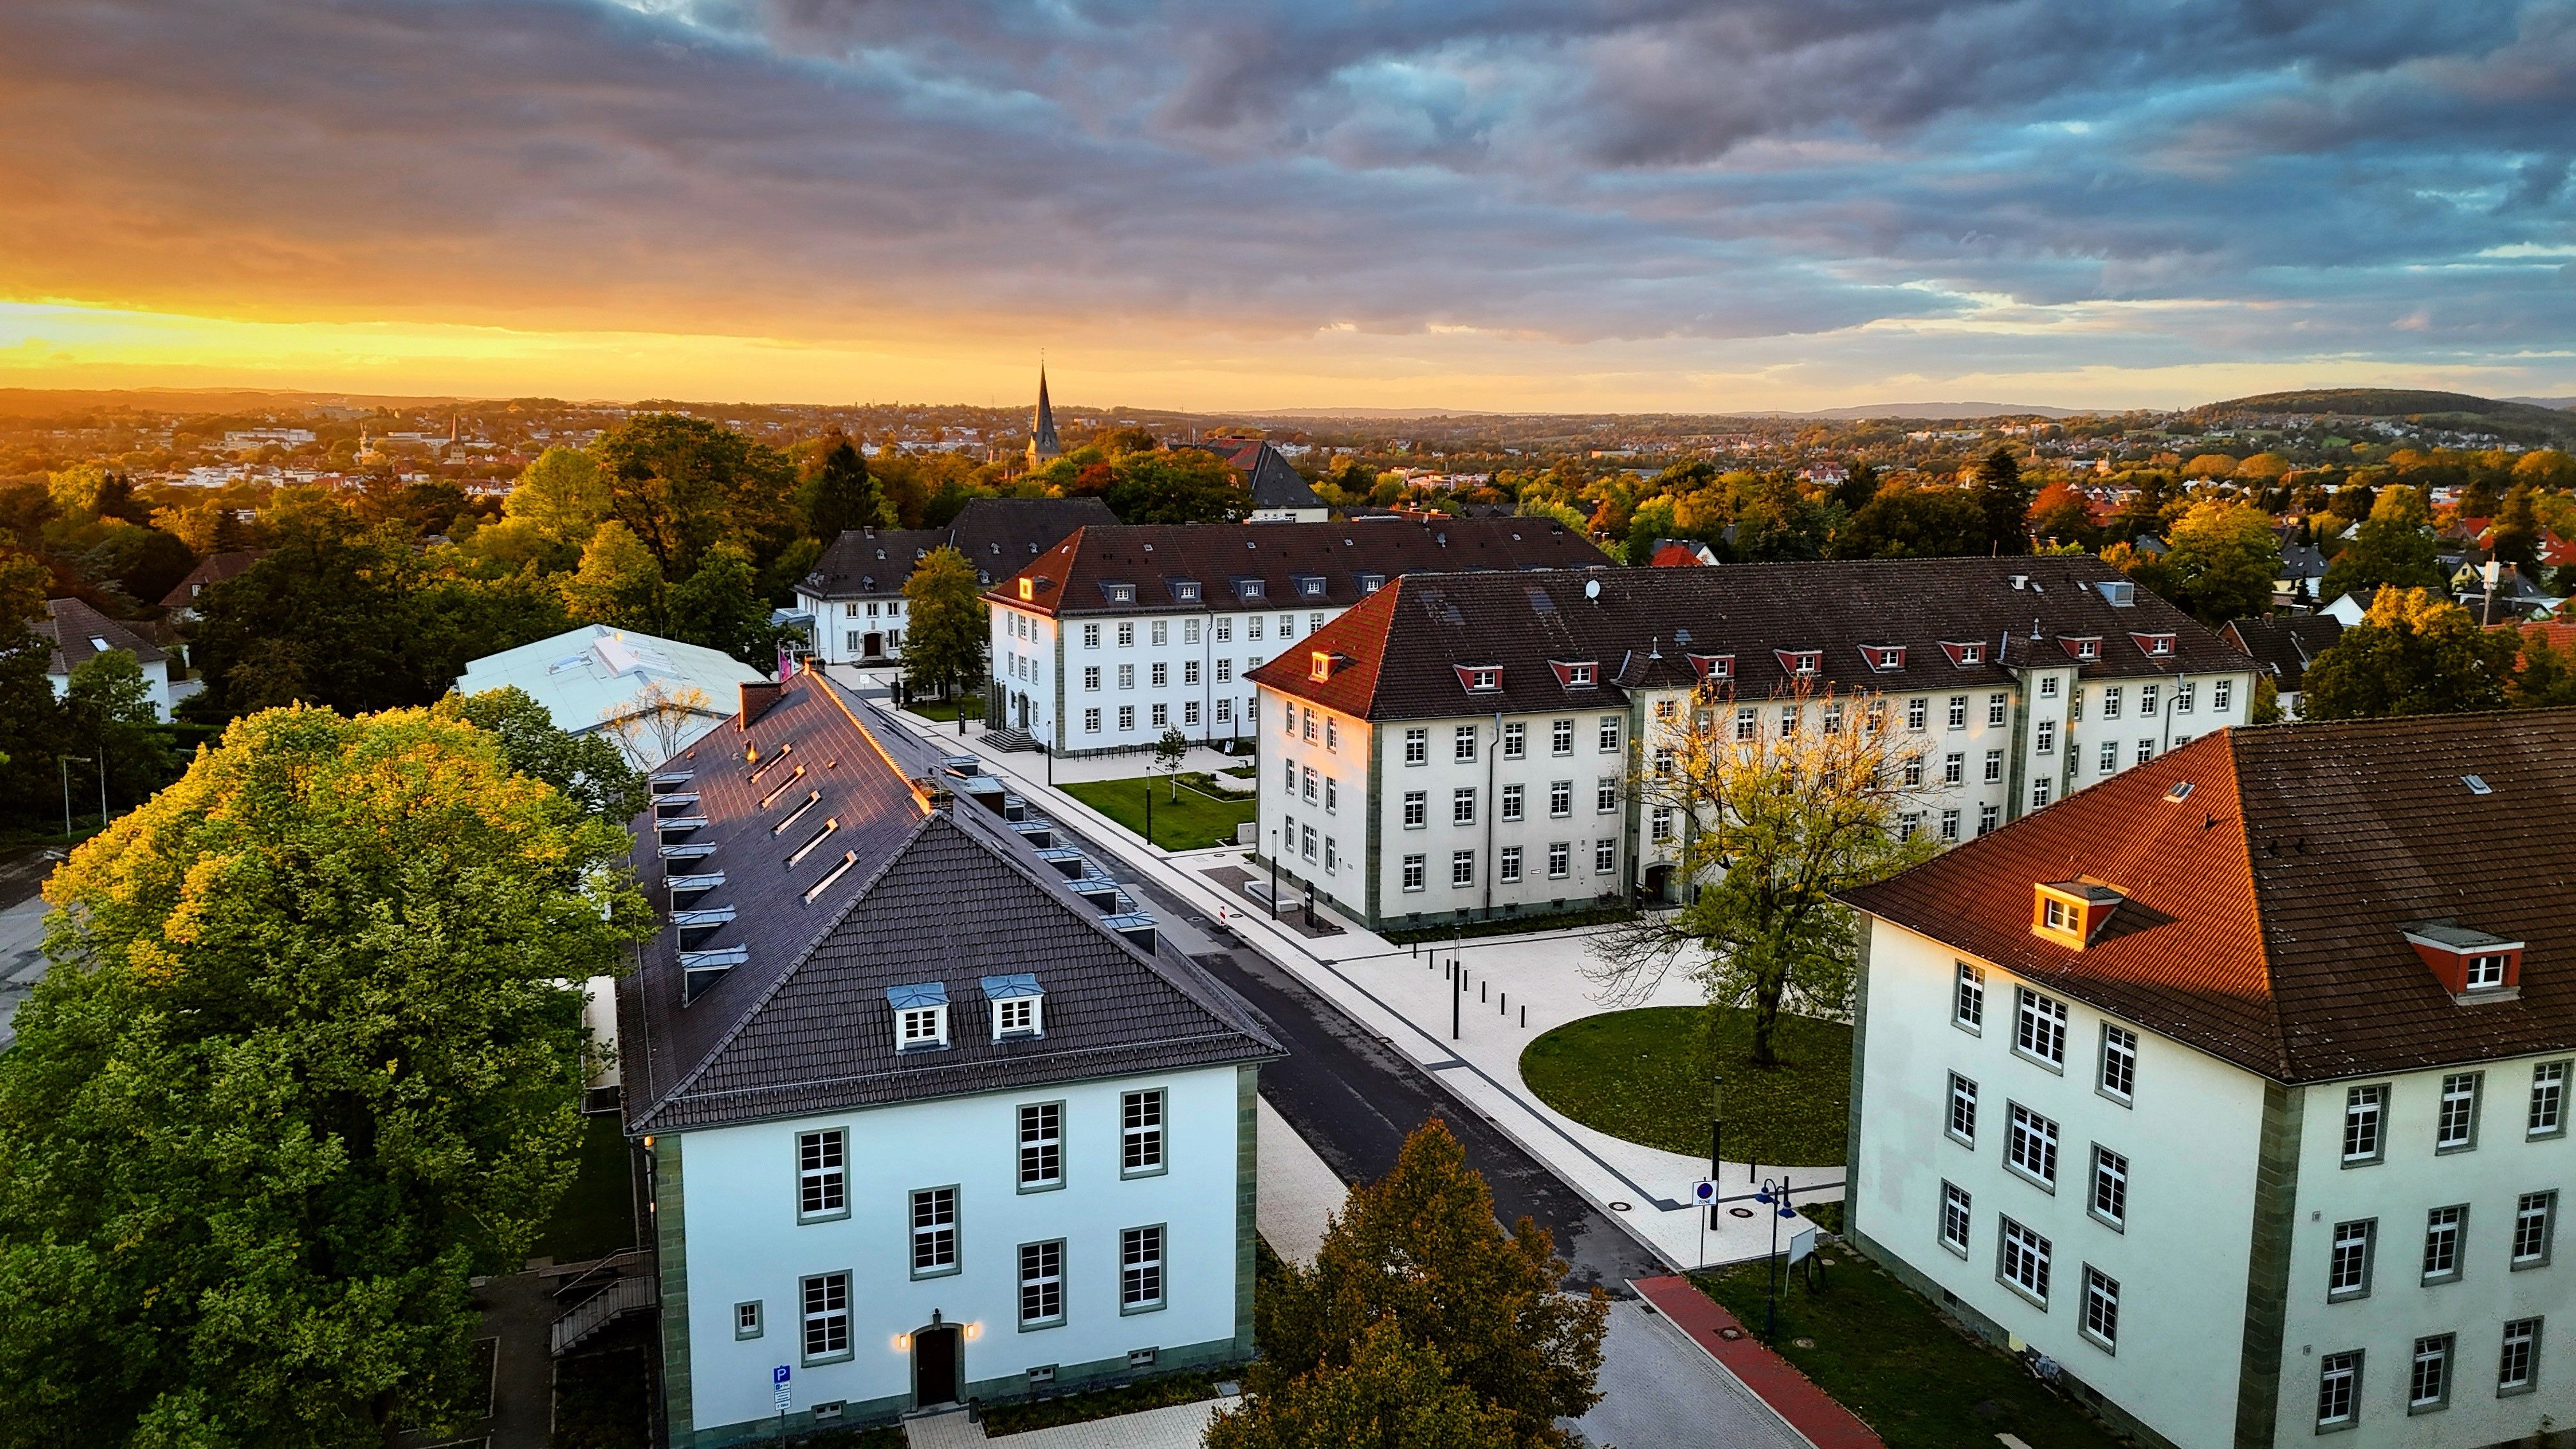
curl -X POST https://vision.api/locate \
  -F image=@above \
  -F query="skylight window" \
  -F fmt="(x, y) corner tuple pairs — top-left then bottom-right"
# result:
(2462, 774), (2492, 795)
(785, 818), (840, 868)
(802, 850), (859, 904)
(2164, 781), (2194, 802)
(771, 790), (822, 836)
(758, 765), (807, 809)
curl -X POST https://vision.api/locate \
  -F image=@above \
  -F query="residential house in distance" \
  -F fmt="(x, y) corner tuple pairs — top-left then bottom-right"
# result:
(795, 498), (1119, 670)
(1246, 557), (2256, 933)
(455, 624), (765, 769)
(615, 674), (1276, 1442)
(1838, 710), (2575, 1449)
(1188, 439), (1328, 523)
(157, 549), (266, 622)
(2221, 615), (2343, 720)
(34, 597), (174, 720)
(986, 518), (1608, 751)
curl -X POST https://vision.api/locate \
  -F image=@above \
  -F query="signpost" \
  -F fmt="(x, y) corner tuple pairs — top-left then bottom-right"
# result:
(773, 1364), (792, 1439)
(1692, 1179), (1717, 1267)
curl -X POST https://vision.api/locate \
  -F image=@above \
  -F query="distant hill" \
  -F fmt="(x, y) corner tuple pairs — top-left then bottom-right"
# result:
(1783, 401), (2085, 421)
(2504, 396), (2576, 410)
(0, 387), (469, 419)
(2193, 388), (2576, 447)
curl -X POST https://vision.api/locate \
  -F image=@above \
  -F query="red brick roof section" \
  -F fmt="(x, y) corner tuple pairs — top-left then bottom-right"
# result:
(1841, 709), (2576, 1082)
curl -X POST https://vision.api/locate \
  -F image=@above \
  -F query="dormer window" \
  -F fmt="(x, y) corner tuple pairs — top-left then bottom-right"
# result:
(2403, 923), (2526, 1002)
(887, 982), (951, 1050)
(1689, 653), (1735, 681)
(983, 974), (1044, 1039)
(1940, 640), (1986, 667)
(1101, 581), (1137, 605)
(1171, 580), (1201, 603)
(1357, 572), (1386, 595)
(1019, 578), (1036, 601)
(1311, 650), (1347, 682)
(1295, 574), (1327, 598)
(1776, 650), (1822, 675)
(2131, 632), (2177, 658)
(1861, 644), (1906, 671)
(2060, 636), (2103, 661)
(1236, 578), (1266, 601)
(1455, 664), (1501, 692)
(1551, 660), (1597, 688)
(2032, 880), (2125, 947)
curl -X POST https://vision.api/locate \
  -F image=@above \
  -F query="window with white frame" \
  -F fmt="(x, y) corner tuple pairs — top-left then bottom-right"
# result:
(1324, 776), (1337, 812)
(1452, 850), (1475, 887)
(1117, 705), (1135, 730)
(1083, 624), (1101, 648)
(1940, 808), (1960, 841)
(1122, 1090), (1165, 1174)
(2032, 778), (2052, 809)
(899, 1004), (949, 1051)
(1150, 661), (1167, 688)
(1499, 846), (1522, 883)
(1018, 1103), (1062, 1190)
(2409, 1334), (2451, 1412)
(1983, 748), (2004, 783)
(994, 994), (1041, 1038)
(1121, 1225), (1165, 1310)
(2089, 1145), (2127, 1227)
(2533, 1061), (2568, 1137)
(1404, 728), (1428, 765)
(1551, 717), (1574, 755)
(1954, 962), (1986, 1031)
(802, 1272), (851, 1360)
(2139, 684), (2159, 716)
(1184, 618), (1201, 643)
(1501, 783), (1524, 822)
(1018, 1240), (1064, 1327)
(1549, 779), (1572, 817)
(2035, 719), (2056, 754)
(1183, 659), (1200, 686)
(1502, 721), (1526, 758)
(1453, 724), (1477, 762)
(910, 1187), (957, 1273)
(2082, 1266), (2119, 1350)
(2014, 987), (2068, 1066)
(1593, 838), (1616, 873)
(1943, 751), (1964, 784)
(1084, 708), (1101, 733)
(1595, 776), (1618, 813)
(1084, 666), (1101, 691)
(2136, 739), (2154, 765)
(2097, 739), (2118, 772)
(2513, 1191), (2554, 1266)
(1402, 854), (1426, 891)
(1735, 707), (1757, 742)
(2421, 1204), (2465, 1282)
(1947, 694), (1968, 729)
(1216, 658), (1233, 682)
(1651, 807), (1674, 841)
(2007, 1103), (2059, 1186)
(2499, 1319), (2540, 1395)
(1452, 787), (1476, 825)
(2343, 1084), (2388, 1164)
(1403, 791), (1427, 828)
(2099, 1025), (2136, 1102)
(735, 1300), (764, 1338)
(1940, 1182), (1972, 1255)
(2437, 1072), (2481, 1152)
(1947, 1073), (1977, 1145)
(2328, 1219), (2375, 1299)
(1117, 622), (1135, 647)
(1598, 716), (1621, 752)
(2316, 1351), (2360, 1429)
(2214, 678), (2232, 711)
(1184, 700), (1200, 726)
(1978, 802), (1999, 836)
(2176, 680), (2195, 712)
(1547, 841), (1570, 878)
(1999, 1218), (2050, 1304)
(798, 1130), (847, 1219)
(1215, 697), (1232, 722)
(1907, 697), (1928, 730)
(1988, 693), (2008, 726)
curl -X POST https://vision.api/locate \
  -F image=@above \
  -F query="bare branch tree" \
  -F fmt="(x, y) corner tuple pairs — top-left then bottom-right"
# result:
(599, 678), (712, 769)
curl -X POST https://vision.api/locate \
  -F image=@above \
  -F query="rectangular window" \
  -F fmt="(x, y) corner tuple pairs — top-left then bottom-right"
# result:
(1402, 854), (1426, 891)
(1018, 1103), (1062, 1190)
(1734, 707), (1757, 742)
(1120, 1225), (1165, 1312)
(1940, 808), (1960, 841)
(1149, 620), (1167, 646)
(1151, 702), (1169, 728)
(1184, 618), (1201, 644)
(736, 1300), (765, 1339)
(1596, 777), (1619, 814)
(1122, 1089), (1165, 1175)
(801, 1272), (851, 1360)
(1324, 777), (1337, 812)
(1084, 666), (1101, 691)
(1982, 748), (2003, 783)
(1215, 617), (1232, 641)
(1451, 850), (1475, 887)
(1084, 708), (1101, 733)
(2082, 1266), (2119, 1351)
(1999, 1218), (2051, 1305)
(1183, 659), (1200, 686)
(1599, 716), (1623, 753)
(1948, 1073), (1978, 1146)
(2035, 719), (2056, 755)
(1779, 705), (1798, 740)
(1593, 838), (1616, 874)
(1454, 724), (1478, 762)
(798, 1129), (847, 1219)
(2007, 1103), (2059, 1188)
(2410, 1334), (2451, 1413)
(2530, 1061), (2566, 1137)
(2139, 684), (2158, 716)
(2099, 1025), (2137, 1102)
(1303, 766), (1319, 804)
(2329, 1220), (2375, 1300)
(1018, 1240), (1064, 1328)
(2087, 1146), (2128, 1228)
(1149, 661), (1168, 688)
(1117, 705), (1135, 730)
(1116, 622), (1135, 647)
(1216, 658), (1233, 683)
(1988, 693), (2008, 726)
(1301, 824), (1316, 861)
(1499, 845), (1522, 883)
(2031, 779), (2052, 810)
(1501, 783), (1524, 822)
(2437, 1072), (2481, 1152)
(2317, 1351), (2360, 1429)
(1551, 718), (1574, 755)
(1652, 806), (1675, 841)
(2136, 739), (2154, 765)
(2513, 1191), (2555, 1267)
(2176, 680), (2195, 712)
(1247, 616), (1263, 639)
(2097, 739), (2118, 772)
(1184, 700), (1200, 726)
(1947, 694), (1968, 730)
(1547, 841), (1570, 878)
(1502, 722), (1526, 758)
(1907, 697), (1929, 730)
(1549, 779), (1572, 817)
(910, 1186), (957, 1274)
(1083, 624), (1101, 648)
(1215, 697), (1232, 722)
(2421, 1204), (2465, 1282)
(2499, 1319), (2540, 1395)
(1940, 1182), (1972, 1256)
(2214, 678), (2232, 711)
(2015, 987), (2068, 1067)
(1453, 788), (1476, 825)
(1403, 791), (1427, 828)
(1404, 728), (1428, 765)
(2343, 1084), (2388, 1165)
(1978, 802), (1999, 836)
(1943, 751), (1964, 785)
(1954, 962), (1985, 1031)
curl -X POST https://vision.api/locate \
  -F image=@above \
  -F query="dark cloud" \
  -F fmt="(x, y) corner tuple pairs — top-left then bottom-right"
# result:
(1, 0), (2571, 392)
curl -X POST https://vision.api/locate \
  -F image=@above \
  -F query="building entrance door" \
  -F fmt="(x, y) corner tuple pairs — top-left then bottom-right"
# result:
(912, 1324), (961, 1409)
(863, 632), (884, 659)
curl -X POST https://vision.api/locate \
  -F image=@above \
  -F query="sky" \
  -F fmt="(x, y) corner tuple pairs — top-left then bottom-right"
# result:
(1, 0), (2572, 413)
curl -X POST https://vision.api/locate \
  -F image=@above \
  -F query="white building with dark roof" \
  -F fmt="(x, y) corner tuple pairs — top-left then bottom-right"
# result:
(33, 597), (174, 719)
(793, 498), (1118, 670)
(612, 675), (1277, 1441)
(455, 624), (765, 770)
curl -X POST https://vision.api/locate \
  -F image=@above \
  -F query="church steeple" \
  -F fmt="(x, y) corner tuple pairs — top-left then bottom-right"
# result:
(1027, 361), (1061, 466)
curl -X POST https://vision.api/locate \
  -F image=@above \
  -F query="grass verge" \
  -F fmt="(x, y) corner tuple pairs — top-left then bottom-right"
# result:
(1690, 1252), (2129, 1449)
(1381, 905), (1634, 945)
(903, 696), (985, 722)
(1060, 775), (1257, 851)
(536, 1114), (637, 1264)
(979, 1371), (1227, 1438)
(1519, 1005), (1850, 1166)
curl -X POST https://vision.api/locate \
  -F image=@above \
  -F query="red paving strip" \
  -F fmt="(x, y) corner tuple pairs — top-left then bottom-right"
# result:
(1631, 1275), (1887, 1449)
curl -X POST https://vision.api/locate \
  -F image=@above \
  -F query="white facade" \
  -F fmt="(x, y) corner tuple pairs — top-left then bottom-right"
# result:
(992, 600), (1337, 751)
(1257, 663), (2252, 931)
(1854, 918), (2574, 1449)
(798, 592), (913, 669)
(663, 1062), (1251, 1443)
(47, 654), (174, 721)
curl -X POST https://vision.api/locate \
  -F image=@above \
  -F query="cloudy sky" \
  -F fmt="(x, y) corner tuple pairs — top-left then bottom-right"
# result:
(2, 0), (2572, 411)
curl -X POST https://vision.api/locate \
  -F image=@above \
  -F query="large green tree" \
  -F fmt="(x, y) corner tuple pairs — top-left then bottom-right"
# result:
(2301, 588), (2522, 719)
(0, 705), (647, 1448)
(1971, 448), (2034, 555)
(61, 650), (176, 816)
(434, 686), (647, 823)
(2487, 484), (2543, 571)
(2319, 486), (2444, 602)
(1094, 450), (1247, 525)
(795, 437), (892, 540)
(901, 546), (989, 703)
(0, 553), (66, 815)
(590, 414), (796, 576)
(1206, 1318), (1519, 1449)
(1829, 485), (1987, 559)
(1240, 1121), (1606, 1448)
(2157, 500), (2281, 625)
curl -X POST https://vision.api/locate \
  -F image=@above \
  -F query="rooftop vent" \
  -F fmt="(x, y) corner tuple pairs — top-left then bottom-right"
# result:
(2097, 580), (2136, 607)
(2462, 774), (2492, 795)
(802, 850), (859, 903)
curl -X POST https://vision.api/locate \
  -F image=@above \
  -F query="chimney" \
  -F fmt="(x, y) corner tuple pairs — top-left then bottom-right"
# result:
(739, 679), (786, 728)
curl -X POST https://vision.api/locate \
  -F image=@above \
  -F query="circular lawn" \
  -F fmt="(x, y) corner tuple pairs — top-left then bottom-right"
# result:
(1519, 1006), (1851, 1167)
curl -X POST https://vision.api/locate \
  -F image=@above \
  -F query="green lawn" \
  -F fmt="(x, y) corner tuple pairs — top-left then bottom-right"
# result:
(1519, 1006), (1850, 1167)
(1692, 1255), (2128, 1449)
(903, 696), (985, 723)
(1060, 775), (1256, 852)
(536, 1114), (638, 1264)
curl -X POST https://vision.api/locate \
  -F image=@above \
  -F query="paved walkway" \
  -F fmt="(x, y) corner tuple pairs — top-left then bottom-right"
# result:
(1255, 1098), (1345, 1266)
(0, 896), (52, 1054)
(1631, 1276), (1883, 1449)
(1572, 1294), (1813, 1449)
(868, 707), (1837, 1269)
(904, 1397), (1238, 1448)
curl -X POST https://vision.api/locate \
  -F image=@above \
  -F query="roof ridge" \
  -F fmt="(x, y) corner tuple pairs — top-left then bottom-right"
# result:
(2218, 730), (2296, 1079)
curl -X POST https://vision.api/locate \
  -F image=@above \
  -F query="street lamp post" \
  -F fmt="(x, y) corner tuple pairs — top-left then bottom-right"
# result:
(61, 755), (89, 836)
(1708, 1071), (1725, 1231)
(1267, 830), (1280, 920)
(1754, 1176), (1797, 1341)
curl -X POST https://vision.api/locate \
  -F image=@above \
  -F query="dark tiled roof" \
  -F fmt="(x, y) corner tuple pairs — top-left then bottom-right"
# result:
(1251, 555), (2255, 722)
(1841, 710), (2576, 1082)
(2221, 615), (2343, 692)
(801, 498), (1118, 599)
(618, 673), (1275, 1133)
(33, 597), (169, 673)
(158, 550), (266, 610)
(994, 518), (1609, 618)
(1192, 440), (1324, 511)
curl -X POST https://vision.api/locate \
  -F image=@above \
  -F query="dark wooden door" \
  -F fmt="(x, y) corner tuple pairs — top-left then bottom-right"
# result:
(913, 1325), (960, 1407)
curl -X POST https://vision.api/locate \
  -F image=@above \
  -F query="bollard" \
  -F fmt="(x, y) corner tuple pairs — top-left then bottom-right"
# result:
(1480, 981), (1487, 1004)
(1519, 1005), (1527, 1027)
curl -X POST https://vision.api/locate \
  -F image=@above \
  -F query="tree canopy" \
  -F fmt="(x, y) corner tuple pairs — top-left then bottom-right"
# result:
(2154, 500), (2281, 625)
(0, 704), (647, 1448)
(1972, 448), (2034, 555)
(2301, 588), (2522, 719)
(901, 546), (988, 701)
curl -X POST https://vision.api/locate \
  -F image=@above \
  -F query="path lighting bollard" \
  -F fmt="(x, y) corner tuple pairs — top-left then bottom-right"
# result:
(1708, 1071), (1725, 1231)
(1755, 1176), (1797, 1341)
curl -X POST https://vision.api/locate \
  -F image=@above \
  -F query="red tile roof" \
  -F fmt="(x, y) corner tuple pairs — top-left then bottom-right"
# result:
(1842, 709), (2576, 1081)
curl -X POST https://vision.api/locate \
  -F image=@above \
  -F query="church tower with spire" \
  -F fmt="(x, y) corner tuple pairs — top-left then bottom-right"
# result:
(1027, 362), (1062, 467)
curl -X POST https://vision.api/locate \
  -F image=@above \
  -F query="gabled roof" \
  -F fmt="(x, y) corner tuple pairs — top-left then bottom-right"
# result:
(1252, 556), (2255, 722)
(157, 550), (266, 610)
(33, 597), (168, 674)
(800, 498), (1119, 599)
(618, 672), (1275, 1133)
(1841, 710), (2576, 1082)
(2220, 615), (2343, 692)
(993, 518), (1608, 618)
(1193, 440), (1325, 512)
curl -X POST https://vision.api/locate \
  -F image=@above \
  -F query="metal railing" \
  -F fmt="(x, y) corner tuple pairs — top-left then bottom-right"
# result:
(551, 1272), (656, 1357)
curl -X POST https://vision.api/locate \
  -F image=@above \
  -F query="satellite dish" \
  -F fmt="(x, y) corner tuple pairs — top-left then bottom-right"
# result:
(1584, 578), (1601, 600)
